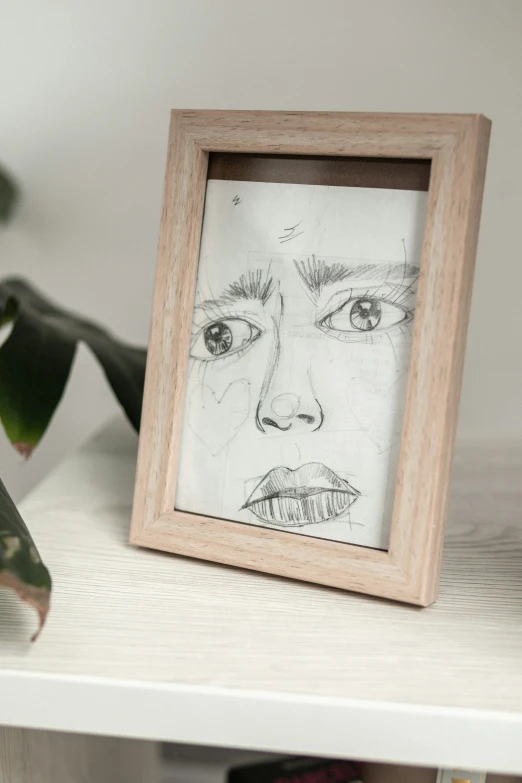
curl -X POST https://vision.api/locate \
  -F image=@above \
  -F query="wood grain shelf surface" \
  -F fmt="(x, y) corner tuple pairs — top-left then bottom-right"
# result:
(0, 417), (521, 772)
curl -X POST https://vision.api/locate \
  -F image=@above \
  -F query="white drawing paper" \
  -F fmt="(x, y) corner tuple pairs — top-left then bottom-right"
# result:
(175, 179), (427, 549)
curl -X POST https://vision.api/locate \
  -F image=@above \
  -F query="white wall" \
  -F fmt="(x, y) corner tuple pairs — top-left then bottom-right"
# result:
(1, 0), (521, 502)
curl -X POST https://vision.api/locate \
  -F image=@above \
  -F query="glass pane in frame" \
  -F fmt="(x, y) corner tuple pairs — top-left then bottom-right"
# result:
(175, 154), (429, 551)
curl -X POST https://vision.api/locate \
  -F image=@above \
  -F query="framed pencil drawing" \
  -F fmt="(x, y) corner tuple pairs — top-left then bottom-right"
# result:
(130, 110), (490, 606)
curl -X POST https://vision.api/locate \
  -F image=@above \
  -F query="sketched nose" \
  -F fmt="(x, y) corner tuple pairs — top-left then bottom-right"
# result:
(257, 392), (323, 432)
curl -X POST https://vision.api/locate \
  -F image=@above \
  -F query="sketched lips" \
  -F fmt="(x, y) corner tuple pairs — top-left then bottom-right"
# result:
(243, 463), (360, 526)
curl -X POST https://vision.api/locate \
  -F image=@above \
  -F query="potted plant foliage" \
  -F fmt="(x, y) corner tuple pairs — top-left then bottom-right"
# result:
(0, 166), (146, 638)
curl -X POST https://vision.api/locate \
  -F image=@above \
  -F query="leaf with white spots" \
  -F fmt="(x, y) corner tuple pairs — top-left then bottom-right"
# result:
(0, 478), (51, 640)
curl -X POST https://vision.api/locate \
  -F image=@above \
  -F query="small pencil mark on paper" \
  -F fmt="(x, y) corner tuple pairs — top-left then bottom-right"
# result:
(279, 222), (304, 243)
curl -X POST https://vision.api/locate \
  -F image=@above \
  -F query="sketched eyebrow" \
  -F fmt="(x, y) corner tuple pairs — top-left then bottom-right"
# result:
(294, 256), (420, 297)
(198, 269), (275, 310)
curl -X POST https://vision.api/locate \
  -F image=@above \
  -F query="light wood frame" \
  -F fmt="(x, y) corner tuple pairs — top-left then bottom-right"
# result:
(130, 110), (490, 606)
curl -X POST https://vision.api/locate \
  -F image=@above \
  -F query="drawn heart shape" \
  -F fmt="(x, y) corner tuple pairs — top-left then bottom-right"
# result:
(188, 380), (251, 456)
(346, 373), (408, 453)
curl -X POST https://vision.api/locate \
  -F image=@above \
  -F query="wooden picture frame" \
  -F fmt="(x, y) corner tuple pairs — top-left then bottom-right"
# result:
(130, 110), (490, 606)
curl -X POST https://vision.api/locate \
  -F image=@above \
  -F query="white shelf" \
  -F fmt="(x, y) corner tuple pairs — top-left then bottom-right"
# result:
(1, 418), (522, 772)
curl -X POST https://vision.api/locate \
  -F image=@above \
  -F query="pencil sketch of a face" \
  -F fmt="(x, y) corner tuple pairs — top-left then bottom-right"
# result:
(176, 181), (427, 549)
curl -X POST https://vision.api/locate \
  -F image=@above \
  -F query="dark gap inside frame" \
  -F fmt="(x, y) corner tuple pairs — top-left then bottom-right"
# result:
(208, 152), (431, 191)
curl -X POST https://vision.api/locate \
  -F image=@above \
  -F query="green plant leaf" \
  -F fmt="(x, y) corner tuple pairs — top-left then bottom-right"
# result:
(0, 278), (147, 455)
(0, 477), (51, 640)
(0, 166), (18, 223)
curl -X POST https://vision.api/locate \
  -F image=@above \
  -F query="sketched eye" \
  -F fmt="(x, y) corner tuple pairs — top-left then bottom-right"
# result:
(191, 318), (262, 360)
(320, 297), (409, 335)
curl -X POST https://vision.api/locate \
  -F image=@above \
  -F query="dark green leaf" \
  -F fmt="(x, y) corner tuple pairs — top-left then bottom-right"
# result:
(0, 477), (51, 640)
(0, 166), (18, 223)
(0, 278), (147, 454)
